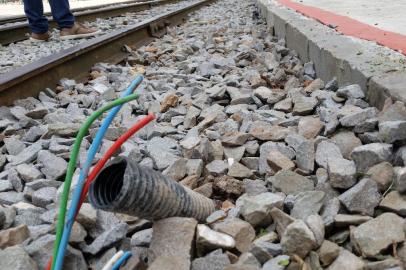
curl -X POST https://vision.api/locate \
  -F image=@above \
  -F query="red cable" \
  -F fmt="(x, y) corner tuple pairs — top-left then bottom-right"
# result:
(45, 114), (155, 270)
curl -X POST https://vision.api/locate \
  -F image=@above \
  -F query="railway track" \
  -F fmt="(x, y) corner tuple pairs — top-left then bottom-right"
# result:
(0, 0), (216, 106)
(0, 0), (180, 45)
(0, 0), (148, 25)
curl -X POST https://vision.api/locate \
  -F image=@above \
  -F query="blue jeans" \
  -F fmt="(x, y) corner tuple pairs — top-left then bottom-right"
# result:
(23, 0), (75, 34)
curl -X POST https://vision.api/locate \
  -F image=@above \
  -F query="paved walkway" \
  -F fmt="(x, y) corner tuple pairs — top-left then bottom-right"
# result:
(277, 0), (406, 54)
(0, 0), (134, 19)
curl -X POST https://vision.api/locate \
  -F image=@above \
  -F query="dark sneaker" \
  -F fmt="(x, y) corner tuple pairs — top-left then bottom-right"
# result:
(30, 32), (51, 42)
(60, 23), (100, 40)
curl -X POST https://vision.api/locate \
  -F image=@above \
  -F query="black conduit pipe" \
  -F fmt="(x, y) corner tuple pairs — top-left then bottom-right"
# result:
(88, 156), (216, 222)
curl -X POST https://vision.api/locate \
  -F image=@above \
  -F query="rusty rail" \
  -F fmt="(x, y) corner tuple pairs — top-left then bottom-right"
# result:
(0, 0), (215, 106)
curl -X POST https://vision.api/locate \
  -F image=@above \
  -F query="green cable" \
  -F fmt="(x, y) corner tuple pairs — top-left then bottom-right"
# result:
(51, 93), (139, 270)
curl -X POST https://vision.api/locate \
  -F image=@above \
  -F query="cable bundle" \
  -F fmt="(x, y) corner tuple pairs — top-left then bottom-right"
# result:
(46, 75), (155, 270)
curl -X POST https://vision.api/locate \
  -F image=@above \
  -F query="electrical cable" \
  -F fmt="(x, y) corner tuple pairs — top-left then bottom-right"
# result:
(49, 93), (139, 270)
(76, 114), (155, 217)
(45, 113), (154, 270)
(111, 251), (132, 270)
(52, 76), (143, 270)
(101, 250), (124, 270)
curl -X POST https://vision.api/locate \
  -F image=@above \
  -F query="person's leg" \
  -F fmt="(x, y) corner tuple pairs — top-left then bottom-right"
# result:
(23, 0), (48, 34)
(48, 0), (75, 29)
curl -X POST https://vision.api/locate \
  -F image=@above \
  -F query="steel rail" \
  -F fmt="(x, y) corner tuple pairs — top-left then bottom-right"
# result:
(0, 0), (180, 45)
(0, 0), (149, 25)
(0, 0), (216, 106)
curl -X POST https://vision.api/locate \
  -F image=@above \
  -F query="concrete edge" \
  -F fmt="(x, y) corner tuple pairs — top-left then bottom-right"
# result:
(256, 0), (406, 109)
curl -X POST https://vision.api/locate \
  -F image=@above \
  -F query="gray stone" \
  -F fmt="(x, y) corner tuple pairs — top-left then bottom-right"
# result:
(281, 219), (317, 258)
(235, 252), (261, 267)
(0, 180), (13, 192)
(0, 224), (30, 249)
(3, 136), (26, 155)
(163, 158), (187, 181)
(394, 145), (406, 166)
(395, 167), (406, 193)
(267, 150), (295, 172)
(206, 160), (228, 176)
(296, 139), (315, 172)
(293, 95), (318, 115)
(37, 150), (68, 180)
(0, 206), (16, 229)
(212, 218), (255, 253)
(366, 161), (394, 192)
(366, 258), (402, 270)
(333, 214), (373, 227)
(192, 249), (231, 270)
(271, 170), (314, 195)
(331, 131), (362, 160)
(298, 116), (324, 139)
(196, 224), (235, 252)
(336, 84), (365, 99)
(354, 118), (378, 133)
(221, 132), (251, 146)
(274, 98), (292, 112)
(352, 213), (405, 257)
(270, 207), (295, 237)
(82, 222), (128, 255)
(315, 141), (343, 169)
(304, 62), (316, 78)
(224, 146), (245, 162)
(339, 107), (378, 127)
(0, 245), (38, 270)
(327, 158), (356, 189)
(379, 121), (406, 143)
(8, 169), (23, 192)
(338, 178), (381, 216)
(318, 240), (340, 267)
(327, 249), (364, 270)
(8, 142), (42, 166)
(180, 136), (201, 150)
(378, 101), (406, 123)
(0, 191), (24, 205)
(250, 121), (291, 141)
(305, 214), (325, 247)
(239, 192), (285, 227)
(351, 143), (393, 173)
(131, 228), (152, 247)
(259, 142), (295, 175)
(186, 159), (204, 177)
(250, 242), (283, 264)
(291, 191), (325, 220)
(262, 255), (290, 270)
(25, 234), (86, 270)
(380, 191), (406, 217)
(228, 162), (253, 178)
(70, 222), (87, 244)
(24, 125), (47, 142)
(146, 144), (180, 170)
(15, 163), (42, 182)
(305, 78), (324, 92)
(149, 217), (197, 269)
(243, 179), (267, 196)
(321, 198), (341, 229)
(32, 187), (57, 208)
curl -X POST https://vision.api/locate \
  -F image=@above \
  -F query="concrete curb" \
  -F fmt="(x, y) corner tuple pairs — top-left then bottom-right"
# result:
(256, 0), (406, 109)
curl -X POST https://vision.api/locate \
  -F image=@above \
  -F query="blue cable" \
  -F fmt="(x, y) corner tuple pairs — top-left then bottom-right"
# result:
(53, 76), (143, 270)
(112, 251), (132, 270)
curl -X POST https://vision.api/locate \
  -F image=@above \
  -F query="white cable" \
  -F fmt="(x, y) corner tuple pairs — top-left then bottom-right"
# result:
(101, 250), (124, 270)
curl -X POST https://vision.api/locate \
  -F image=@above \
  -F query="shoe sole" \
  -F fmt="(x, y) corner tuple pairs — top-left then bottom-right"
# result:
(29, 37), (49, 42)
(60, 30), (102, 40)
